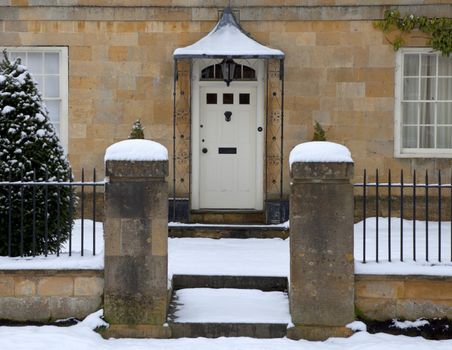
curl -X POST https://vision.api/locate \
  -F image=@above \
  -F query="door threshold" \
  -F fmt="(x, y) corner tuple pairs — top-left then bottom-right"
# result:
(189, 210), (265, 224)
(192, 209), (264, 213)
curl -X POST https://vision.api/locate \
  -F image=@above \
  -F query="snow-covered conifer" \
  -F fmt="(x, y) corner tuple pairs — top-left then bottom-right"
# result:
(0, 50), (73, 256)
(128, 119), (145, 139)
(312, 121), (326, 141)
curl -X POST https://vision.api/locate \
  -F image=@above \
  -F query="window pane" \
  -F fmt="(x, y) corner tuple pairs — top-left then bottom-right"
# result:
(44, 99), (60, 122)
(233, 65), (241, 79)
(402, 102), (418, 124)
(419, 102), (435, 124)
(206, 93), (217, 104)
(201, 66), (215, 79)
(214, 64), (223, 79)
(438, 55), (452, 76)
(33, 75), (43, 90)
(239, 93), (250, 105)
(9, 51), (24, 63)
(403, 78), (419, 100)
(223, 93), (233, 104)
(419, 126), (435, 148)
(438, 103), (452, 124)
(404, 54), (419, 76)
(437, 126), (452, 148)
(44, 52), (59, 74)
(28, 52), (43, 74)
(437, 78), (452, 100)
(51, 122), (60, 137)
(44, 76), (59, 98)
(421, 54), (436, 76)
(243, 65), (256, 79)
(420, 78), (436, 100)
(403, 126), (417, 148)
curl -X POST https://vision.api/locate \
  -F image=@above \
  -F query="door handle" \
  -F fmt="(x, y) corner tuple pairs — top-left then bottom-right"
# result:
(224, 111), (232, 122)
(202, 148), (208, 154)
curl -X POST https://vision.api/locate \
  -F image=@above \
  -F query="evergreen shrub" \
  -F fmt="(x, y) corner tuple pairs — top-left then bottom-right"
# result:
(0, 50), (74, 256)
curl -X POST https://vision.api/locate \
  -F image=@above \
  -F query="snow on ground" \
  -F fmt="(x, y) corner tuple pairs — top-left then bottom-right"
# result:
(169, 221), (290, 229)
(289, 141), (353, 166)
(391, 319), (429, 329)
(354, 217), (452, 276)
(104, 139), (168, 161)
(2, 310), (452, 350)
(168, 237), (289, 277)
(173, 288), (290, 323)
(0, 220), (104, 270)
(347, 321), (367, 332)
(2, 217), (452, 277)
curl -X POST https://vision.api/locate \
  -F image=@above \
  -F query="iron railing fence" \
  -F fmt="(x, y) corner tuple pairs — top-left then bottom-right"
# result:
(0, 169), (104, 258)
(354, 169), (452, 264)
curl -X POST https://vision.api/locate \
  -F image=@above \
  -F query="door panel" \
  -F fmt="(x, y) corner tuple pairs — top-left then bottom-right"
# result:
(199, 86), (257, 209)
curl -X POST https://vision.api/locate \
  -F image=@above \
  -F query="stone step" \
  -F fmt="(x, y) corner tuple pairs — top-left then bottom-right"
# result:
(189, 211), (266, 225)
(168, 223), (289, 239)
(168, 287), (290, 338)
(172, 274), (288, 292)
(170, 322), (288, 338)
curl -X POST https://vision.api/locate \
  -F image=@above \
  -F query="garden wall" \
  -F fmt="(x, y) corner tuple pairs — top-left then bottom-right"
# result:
(356, 275), (452, 321)
(1, 271), (452, 323)
(0, 269), (103, 322)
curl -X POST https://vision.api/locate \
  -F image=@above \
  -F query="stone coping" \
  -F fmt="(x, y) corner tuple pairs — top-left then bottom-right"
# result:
(0, 269), (103, 275)
(0, 0), (447, 7)
(0, 4), (449, 21)
(356, 274), (452, 281)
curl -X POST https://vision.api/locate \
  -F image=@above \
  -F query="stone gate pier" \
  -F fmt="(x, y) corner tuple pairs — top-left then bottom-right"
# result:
(102, 140), (170, 338)
(287, 142), (355, 341)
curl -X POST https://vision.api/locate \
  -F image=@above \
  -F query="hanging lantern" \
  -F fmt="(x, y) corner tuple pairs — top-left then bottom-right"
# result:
(221, 58), (236, 87)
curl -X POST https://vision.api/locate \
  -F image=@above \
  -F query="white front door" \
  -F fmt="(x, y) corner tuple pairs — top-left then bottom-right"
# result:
(199, 86), (257, 209)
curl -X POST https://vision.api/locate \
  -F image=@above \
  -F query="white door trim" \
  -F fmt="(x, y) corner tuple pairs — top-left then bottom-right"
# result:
(191, 59), (265, 210)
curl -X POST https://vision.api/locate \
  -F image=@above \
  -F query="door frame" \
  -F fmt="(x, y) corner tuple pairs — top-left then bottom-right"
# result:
(191, 59), (265, 210)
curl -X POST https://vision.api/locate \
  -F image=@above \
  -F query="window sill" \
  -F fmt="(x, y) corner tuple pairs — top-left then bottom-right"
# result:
(395, 150), (452, 159)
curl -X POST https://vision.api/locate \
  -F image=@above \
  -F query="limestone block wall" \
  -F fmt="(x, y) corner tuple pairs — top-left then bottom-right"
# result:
(0, 270), (103, 322)
(1, 270), (452, 322)
(356, 275), (452, 321)
(0, 2), (451, 196)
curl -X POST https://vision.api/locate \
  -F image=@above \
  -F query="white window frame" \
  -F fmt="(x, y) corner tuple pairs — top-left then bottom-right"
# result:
(2, 46), (69, 151)
(395, 47), (452, 158)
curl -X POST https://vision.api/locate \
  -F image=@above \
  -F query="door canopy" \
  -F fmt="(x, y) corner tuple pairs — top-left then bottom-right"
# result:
(173, 7), (284, 59)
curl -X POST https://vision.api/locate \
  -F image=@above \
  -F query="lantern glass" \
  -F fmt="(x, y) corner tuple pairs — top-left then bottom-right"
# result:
(221, 59), (236, 86)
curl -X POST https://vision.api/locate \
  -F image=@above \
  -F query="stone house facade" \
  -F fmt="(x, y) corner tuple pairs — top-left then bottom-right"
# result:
(0, 1), (451, 222)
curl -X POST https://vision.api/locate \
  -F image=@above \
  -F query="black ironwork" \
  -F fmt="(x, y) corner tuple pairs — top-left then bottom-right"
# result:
(400, 170), (404, 262)
(355, 169), (452, 264)
(388, 169), (392, 262)
(172, 61), (177, 222)
(221, 58), (236, 86)
(0, 170), (103, 258)
(279, 59), (285, 223)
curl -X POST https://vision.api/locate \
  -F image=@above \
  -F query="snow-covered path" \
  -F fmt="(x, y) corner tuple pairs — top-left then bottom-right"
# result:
(1, 311), (452, 350)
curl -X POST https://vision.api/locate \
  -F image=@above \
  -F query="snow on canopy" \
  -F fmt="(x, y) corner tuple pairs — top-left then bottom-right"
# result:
(289, 141), (354, 166)
(105, 139), (168, 162)
(173, 7), (284, 59)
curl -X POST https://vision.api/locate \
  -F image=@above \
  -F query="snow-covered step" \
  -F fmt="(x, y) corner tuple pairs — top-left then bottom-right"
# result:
(169, 288), (290, 338)
(169, 222), (289, 239)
